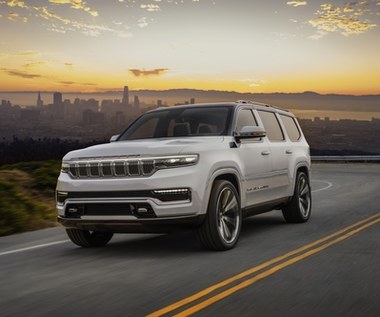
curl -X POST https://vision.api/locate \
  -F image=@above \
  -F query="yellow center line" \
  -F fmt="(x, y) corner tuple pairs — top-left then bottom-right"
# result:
(174, 216), (380, 317)
(147, 213), (380, 317)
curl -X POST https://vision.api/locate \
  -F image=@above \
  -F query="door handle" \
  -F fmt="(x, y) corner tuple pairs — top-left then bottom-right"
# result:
(261, 151), (270, 156)
(286, 150), (293, 154)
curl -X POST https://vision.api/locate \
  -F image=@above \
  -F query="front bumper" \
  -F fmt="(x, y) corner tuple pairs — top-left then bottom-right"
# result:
(56, 164), (207, 218)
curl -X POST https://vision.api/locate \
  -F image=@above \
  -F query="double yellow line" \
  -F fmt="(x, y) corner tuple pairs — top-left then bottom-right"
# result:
(147, 213), (380, 317)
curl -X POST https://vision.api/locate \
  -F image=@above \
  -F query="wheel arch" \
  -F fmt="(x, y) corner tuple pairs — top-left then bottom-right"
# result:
(202, 168), (243, 214)
(291, 162), (311, 194)
(297, 165), (309, 179)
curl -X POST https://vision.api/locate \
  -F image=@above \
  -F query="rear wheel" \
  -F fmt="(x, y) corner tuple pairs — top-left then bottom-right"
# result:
(282, 171), (312, 223)
(197, 180), (241, 251)
(66, 229), (113, 247)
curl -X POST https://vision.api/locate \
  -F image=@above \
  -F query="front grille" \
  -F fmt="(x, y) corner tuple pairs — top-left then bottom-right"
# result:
(66, 158), (156, 178)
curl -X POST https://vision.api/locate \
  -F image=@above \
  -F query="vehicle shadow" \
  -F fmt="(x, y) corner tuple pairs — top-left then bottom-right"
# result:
(61, 212), (286, 258)
(241, 212), (286, 236)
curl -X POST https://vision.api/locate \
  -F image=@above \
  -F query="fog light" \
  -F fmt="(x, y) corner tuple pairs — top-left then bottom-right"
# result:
(132, 203), (156, 218)
(137, 207), (149, 214)
(68, 207), (78, 213)
(153, 188), (189, 194)
(152, 188), (191, 202)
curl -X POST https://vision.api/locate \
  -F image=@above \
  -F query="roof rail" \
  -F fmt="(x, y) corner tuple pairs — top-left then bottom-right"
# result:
(235, 100), (289, 112)
(236, 100), (268, 106)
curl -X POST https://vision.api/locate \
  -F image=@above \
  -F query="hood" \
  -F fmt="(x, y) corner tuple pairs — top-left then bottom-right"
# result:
(63, 137), (225, 160)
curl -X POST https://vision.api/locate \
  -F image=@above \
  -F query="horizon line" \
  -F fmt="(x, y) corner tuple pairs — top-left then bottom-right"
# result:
(1, 89), (380, 97)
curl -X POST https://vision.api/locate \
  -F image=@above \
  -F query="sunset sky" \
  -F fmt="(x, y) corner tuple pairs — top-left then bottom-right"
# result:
(1, 0), (380, 94)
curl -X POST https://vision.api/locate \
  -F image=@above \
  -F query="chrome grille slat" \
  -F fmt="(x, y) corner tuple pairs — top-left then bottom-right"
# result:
(67, 158), (157, 178)
(111, 161), (116, 177)
(98, 162), (102, 177)
(99, 161), (103, 177)
(138, 160), (143, 175)
(75, 163), (80, 178)
(125, 161), (130, 176)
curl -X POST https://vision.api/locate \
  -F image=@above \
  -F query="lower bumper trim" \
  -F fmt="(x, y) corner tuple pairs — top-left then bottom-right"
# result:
(57, 214), (204, 233)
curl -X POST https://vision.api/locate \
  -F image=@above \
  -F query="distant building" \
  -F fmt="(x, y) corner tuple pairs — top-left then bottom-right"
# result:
(122, 86), (129, 106)
(20, 108), (40, 121)
(83, 109), (105, 126)
(190, 98), (195, 104)
(53, 92), (63, 106)
(157, 100), (162, 107)
(36, 92), (43, 108)
(133, 96), (140, 110)
(52, 92), (64, 119)
(1, 100), (12, 108)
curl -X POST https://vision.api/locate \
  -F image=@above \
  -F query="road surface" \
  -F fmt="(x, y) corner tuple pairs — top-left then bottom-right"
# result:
(1, 163), (379, 317)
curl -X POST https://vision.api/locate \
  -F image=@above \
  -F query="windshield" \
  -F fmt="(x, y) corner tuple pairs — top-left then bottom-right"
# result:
(118, 106), (232, 141)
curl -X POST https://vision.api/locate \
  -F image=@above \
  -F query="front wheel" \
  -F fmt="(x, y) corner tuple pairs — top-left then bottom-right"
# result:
(197, 180), (242, 251)
(66, 229), (113, 247)
(282, 171), (312, 223)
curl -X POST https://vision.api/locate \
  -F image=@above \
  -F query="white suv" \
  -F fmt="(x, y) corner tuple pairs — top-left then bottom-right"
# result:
(56, 101), (311, 250)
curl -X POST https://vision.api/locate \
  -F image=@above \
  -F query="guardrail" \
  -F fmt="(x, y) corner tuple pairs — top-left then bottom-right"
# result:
(311, 156), (380, 162)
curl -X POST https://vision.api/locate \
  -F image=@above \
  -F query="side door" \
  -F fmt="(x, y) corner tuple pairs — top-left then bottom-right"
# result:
(256, 110), (291, 199)
(278, 114), (305, 197)
(234, 108), (273, 206)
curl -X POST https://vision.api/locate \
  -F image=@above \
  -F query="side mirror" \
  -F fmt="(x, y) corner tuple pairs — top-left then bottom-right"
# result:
(110, 134), (119, 142)
(235, 126), (266, 142)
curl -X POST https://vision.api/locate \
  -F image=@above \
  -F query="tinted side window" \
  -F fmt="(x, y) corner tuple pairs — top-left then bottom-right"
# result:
(257, 111), (284, 141)
(280, 115), (301, 142)
(235, 109), (258, 133)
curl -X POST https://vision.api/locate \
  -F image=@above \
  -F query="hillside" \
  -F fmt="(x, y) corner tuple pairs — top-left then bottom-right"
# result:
(0, 161), (60, 236)
(129, 89), (380, 112)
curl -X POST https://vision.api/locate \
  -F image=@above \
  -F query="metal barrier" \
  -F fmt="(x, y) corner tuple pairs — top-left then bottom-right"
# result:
(312, 156), (380, 162)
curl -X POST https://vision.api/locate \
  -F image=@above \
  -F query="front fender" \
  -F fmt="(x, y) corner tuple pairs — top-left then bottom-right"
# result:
(201, 166), (243, 214)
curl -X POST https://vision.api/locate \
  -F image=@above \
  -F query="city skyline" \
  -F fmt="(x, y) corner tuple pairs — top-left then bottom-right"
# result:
(1, 0), (380, 95)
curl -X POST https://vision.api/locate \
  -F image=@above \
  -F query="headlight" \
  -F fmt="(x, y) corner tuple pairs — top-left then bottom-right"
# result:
(61, 162), (70, 173)
(154, 154), (199, 169)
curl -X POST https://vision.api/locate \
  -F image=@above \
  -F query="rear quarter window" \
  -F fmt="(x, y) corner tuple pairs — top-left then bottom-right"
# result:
(257, 110), (284, 142)
(280, 114), (301, 142)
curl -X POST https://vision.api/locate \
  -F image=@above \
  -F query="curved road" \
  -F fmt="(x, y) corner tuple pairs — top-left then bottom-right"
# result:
(1, 163), (380, 317)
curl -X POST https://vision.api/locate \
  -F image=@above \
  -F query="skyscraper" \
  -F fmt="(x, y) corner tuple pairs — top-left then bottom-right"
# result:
(133, 95), (140, 110)
(53, 92), (64, 119)
(36, 91), (43, 108)
(122, 86), (129, 106)
(53, 92), (63, 106)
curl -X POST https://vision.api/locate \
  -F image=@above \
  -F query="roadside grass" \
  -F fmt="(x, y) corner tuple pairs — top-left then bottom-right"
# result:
(0, 161), (60, 236)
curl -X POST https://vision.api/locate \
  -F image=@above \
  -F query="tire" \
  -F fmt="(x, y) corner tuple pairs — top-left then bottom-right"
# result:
(282, 171), (312, 223)
(197, 180), (242, 251)
(66, 229), (113, 247)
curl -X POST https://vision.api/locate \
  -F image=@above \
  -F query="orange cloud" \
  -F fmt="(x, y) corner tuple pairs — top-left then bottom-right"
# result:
(6, 0), (28, 9)
(129, 68), (169, 77)
(47, 0), (98, 17)
(59, 80), (96, 85)
(1, 68), (42, 79)
(140, 4), (160, 12)
(309, 2), (376, 37)
(287, 1), (307, 7)
(8, 11), (27, 22)
(23, 61), (46, 69)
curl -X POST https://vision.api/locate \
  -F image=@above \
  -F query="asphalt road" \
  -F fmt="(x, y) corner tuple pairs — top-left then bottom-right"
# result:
(1, 163), (380, 317)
